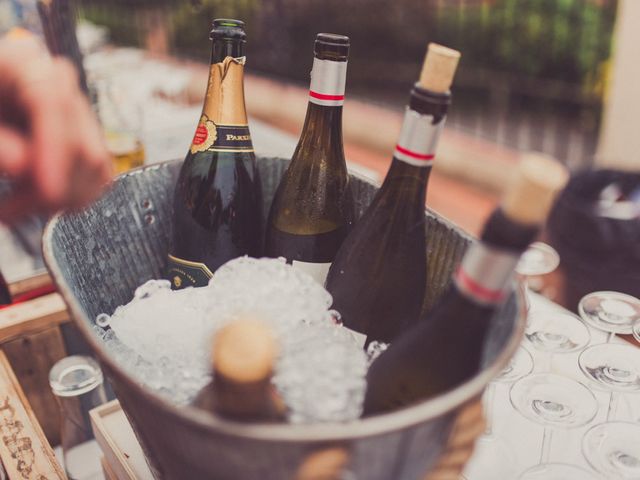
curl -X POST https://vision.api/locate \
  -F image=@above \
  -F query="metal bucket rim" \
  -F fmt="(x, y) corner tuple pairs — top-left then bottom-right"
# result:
(43, 159), (526, 443)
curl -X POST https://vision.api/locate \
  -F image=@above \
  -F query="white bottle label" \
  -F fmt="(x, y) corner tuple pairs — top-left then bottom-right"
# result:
(394, 108), (444, 167)
(343, 326), (367, 348)
(292, 260), (332, 286)
(309, 58), (347, 107)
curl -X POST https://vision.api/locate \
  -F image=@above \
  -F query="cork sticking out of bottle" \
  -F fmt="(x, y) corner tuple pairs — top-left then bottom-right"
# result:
(502, 152), (570, 226)
(213, 318), (277, 383)
(419, 43), (461, 94)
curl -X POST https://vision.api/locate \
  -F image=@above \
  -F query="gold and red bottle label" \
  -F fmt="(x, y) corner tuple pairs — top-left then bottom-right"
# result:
(454, 243), (519, 306)
(394, 108), (444, 167)
(309, 58), (347, 107)
(190, 115), (253, 154)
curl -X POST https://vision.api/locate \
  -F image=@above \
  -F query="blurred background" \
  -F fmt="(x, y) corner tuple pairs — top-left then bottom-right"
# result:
(0, 0), (636, 281)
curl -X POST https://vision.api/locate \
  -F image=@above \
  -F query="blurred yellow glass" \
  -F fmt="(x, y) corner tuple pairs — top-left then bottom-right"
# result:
(105, 131), (145, 174)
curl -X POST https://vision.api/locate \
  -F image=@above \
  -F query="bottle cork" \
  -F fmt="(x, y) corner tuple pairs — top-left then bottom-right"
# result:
(502, 152), (569, 226)
(419, 43), (461, 94)
(213, 318), (277, 383)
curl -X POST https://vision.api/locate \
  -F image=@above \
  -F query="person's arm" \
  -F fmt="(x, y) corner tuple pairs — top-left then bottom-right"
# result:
(0, 37), (111, 222)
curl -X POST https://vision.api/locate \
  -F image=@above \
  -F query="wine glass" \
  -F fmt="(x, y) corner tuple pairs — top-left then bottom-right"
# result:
(516, 242), (560, 304)
(582, 422), (640, 479)
(633, 317), (640, 344)
(524, 311), (590, 371)
(579, 291), (640, 343)
(516, 242), (560, 278)
(510, 374), (598, 474)
(517, 463), (601, 480)
(463, 348), (534, 480)
(578, 343), (640, 421)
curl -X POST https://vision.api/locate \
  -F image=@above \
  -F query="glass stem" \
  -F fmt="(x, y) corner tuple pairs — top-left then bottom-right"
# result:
(542, 353), (554, 373)
(539, 427), (553, 465)
(606, 331), (615, 343)
(607, 391), (620, 422)
(483, 382), (496, 436)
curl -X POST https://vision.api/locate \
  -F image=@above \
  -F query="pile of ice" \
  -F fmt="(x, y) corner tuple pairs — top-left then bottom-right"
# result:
(93, 257), (384, 423)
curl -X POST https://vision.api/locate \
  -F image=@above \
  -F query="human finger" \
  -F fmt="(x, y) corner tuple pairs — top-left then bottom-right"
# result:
(0, 126), (29, 176)
(27, 58), (78, 206)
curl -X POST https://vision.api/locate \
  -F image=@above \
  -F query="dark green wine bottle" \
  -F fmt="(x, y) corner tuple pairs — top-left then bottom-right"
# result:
(167, 19), (262, 289)
(363, 154), (569, 416)
(325, 44), (460, 346)
(265, 34), (354, 285)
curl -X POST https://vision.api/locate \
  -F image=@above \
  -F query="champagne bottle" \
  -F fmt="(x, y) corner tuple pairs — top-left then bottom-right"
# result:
(0, 271), (11, 307)
(363, 153), (569, 416)
(167, 19), (262, 289)
(265, 34), (354, 285)
(193, 318), (286, 422)
(325, 43), (460, 346)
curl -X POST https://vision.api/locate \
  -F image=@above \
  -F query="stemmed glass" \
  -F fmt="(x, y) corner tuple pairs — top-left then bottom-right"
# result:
(510, 374), (598, 478)
(582, 422), (640, 479)
(579, 291), (640, 344)
(578, 292), (640, 422)
(578, 343), (640, 421)
(524, 311), (590, 372)
(516, 242), (560, 304)
(463, 348), (534, 480)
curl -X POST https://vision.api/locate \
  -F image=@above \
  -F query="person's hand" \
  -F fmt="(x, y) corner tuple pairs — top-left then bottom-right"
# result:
(0, 37), (111, 222)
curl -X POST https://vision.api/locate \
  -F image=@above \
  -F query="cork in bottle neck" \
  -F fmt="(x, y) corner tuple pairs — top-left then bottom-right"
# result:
(502, 152), (569, 226)
(212, 318), (277, 384)
(418, 43), (461, 94)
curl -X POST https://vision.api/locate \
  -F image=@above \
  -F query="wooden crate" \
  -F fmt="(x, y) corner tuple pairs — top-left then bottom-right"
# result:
(90, 400), (154, 480)
(0, 291), (70, 445)
(0, 349), (65, 479)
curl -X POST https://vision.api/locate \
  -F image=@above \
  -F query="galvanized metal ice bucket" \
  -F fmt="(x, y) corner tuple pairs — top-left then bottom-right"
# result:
(43, 157), (525, 480)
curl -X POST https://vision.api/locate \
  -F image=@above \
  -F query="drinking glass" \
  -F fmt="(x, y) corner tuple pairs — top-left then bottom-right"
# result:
(633, 317), (640, 343)
(578, 343), (640, 421)
(49, 356), (107, 480)
(510, 374), (598, 475)
(579, 291), (640, 343)
(524, 311), (590, 371)
(516, 242), (560, 297)
(463, 348), (534, 480)
(582, 422), (640, 479)
(517, 463), (601, 480)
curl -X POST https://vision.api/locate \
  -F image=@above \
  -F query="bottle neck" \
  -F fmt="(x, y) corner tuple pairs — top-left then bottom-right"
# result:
(392, 85), (449, 168)
(308, 56), (347, 107)
(190, 43), (253, 155)
(211, 38), (244, 64)
(292, 56), (347, 168)
(377, 87), (450, 205)
(454, 209), (540, 306)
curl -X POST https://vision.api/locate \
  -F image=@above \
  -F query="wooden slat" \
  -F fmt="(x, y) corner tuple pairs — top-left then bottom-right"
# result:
(3, 326), (67, 446)
(0, 349), (65, 479)
(0, 293), (69, 343)
(7, 271), (52, 299)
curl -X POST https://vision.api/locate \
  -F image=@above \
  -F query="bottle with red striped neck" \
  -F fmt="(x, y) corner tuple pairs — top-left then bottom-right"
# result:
(362, 153), (569, 416)
(325, 43), (460, 346)
(265, 34), (354, 285)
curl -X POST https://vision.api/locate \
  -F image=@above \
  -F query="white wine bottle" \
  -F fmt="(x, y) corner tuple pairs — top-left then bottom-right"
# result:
(193, 318), (285, 422)
(363, 153), (569, 416)
(325, 43), (460, 346)
(167, 19), (262, 289)
(265, 34), (354, 285)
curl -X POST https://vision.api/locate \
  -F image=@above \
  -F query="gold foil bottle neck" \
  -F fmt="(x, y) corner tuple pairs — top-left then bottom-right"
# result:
(203, 56), (249, 126)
